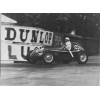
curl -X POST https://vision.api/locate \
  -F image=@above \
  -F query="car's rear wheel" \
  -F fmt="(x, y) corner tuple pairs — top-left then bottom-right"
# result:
(43, 52), (54, 64)
(76, 51), (88, 64)
(27, 50), (37, 64)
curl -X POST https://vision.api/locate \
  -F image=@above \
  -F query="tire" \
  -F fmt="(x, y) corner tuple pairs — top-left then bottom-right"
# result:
(76, 50), (88, 64)
(27, 50), (37, 64)
(42, 51), (54, 64)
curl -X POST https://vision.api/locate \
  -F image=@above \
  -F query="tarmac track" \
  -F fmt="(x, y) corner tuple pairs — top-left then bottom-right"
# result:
(0, 55), (100, 86)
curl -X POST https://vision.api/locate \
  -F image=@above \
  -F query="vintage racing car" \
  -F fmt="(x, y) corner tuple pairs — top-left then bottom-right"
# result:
(26, 42), (88, 64)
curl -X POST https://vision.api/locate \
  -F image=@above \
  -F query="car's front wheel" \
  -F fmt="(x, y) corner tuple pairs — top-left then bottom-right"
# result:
(42, 52), (54, 64)
(76, 51), (88, 64)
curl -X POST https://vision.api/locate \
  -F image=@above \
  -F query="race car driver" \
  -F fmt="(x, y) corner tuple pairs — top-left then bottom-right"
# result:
(62, 37), (74, 57)
(64, 37), (71, 51)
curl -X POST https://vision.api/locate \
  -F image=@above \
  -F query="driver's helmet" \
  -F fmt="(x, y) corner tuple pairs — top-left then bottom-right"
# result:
(65, 37), (70, 42)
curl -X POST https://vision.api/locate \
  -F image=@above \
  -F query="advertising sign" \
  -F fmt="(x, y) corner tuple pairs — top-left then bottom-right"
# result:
(1, 25), (54, 45)
(1, 43), (38, 61)
(1, 25), (54, 61)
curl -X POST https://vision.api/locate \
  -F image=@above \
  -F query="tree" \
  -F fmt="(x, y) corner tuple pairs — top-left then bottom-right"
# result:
(3, 13), (100, 39)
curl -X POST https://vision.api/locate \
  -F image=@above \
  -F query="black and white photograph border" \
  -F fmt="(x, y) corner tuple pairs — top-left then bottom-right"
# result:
(1, 13), (100, 86)
(0, 0), (100, 100)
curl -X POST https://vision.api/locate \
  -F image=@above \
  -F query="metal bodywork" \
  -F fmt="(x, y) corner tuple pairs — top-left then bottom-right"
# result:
(27, 42), (88, 64)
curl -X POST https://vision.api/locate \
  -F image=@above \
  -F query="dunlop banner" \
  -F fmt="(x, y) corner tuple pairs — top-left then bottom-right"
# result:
(1, 25), (54, 45)
(1, 43), (37, 61)
(1, 25), (54, 61)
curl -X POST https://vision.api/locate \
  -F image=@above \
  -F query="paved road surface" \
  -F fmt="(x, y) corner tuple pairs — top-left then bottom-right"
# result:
(0, 55), (100, 86)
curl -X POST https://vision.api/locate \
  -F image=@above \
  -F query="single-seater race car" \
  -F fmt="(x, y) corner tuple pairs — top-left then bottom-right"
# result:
(27, 42), (88, 64)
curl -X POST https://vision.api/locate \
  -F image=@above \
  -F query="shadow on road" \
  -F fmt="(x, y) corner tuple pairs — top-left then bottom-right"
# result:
(1, 61), (100, 69)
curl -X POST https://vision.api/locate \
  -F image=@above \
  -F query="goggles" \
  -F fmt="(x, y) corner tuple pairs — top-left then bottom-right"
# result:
(65, 39), (70, 41)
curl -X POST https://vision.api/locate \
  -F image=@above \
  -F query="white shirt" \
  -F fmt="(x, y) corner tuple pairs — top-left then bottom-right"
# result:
(65, 41), (71, 50)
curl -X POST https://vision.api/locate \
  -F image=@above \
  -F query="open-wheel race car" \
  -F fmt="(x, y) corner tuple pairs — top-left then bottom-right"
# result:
(26, 42), (88, 64)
